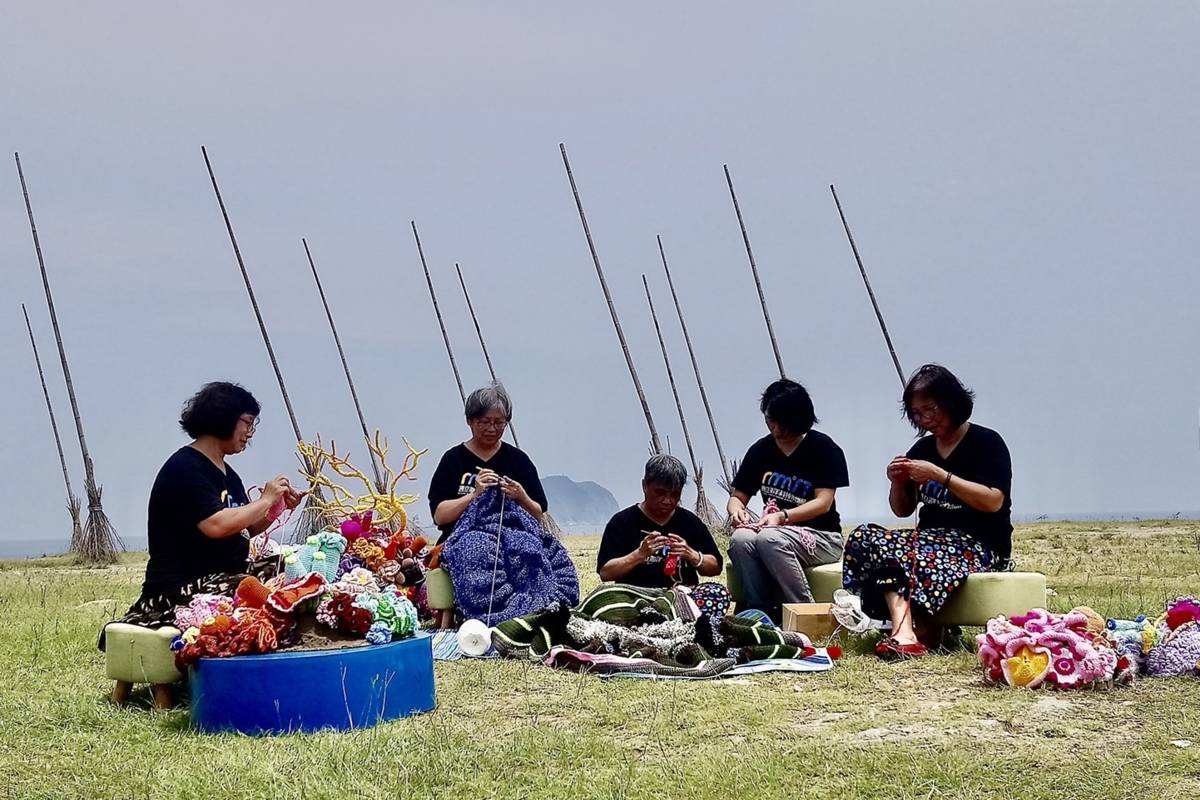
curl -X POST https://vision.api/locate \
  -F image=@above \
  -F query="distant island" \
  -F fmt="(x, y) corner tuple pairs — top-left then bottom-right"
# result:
(541, 475), (619, 529)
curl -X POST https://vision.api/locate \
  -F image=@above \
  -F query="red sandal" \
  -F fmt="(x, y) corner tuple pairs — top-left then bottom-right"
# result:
(875, 637), (928, 660)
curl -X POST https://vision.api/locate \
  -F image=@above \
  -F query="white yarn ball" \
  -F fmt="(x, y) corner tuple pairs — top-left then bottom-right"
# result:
(457, 618), (492, 656)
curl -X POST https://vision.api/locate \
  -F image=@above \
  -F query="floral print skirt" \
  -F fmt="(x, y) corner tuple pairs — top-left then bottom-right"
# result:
(842, 524), (994, 621)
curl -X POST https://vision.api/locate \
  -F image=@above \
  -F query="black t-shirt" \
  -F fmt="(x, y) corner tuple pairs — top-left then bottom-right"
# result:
(426, 442), (548, 541)
(731, 430), (849, 532)
(908, 423), (1013, 558)
(140, 446), (250, 598)
(596, 504), (723, 589)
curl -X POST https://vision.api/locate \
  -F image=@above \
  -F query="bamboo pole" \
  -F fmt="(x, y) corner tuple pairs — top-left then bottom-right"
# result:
(410, 221), (466, 406)
(641, 275), (722, 529)
(453, 263), (518, 448)
(559, 143), (662, 454)
(830, 184), (905, 386)
(657, 235), (732, 486)
(21, 303), (83, 551)
(200, 146), (329, 540)
(302, 237), (386, 493)
(724, 164), (786, 378)
(15, 152), (120, 563)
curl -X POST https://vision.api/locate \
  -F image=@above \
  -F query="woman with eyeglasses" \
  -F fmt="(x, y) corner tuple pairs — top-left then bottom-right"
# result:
(427, 382), (548, 543)
(104, 382), (302, 639)
(843, 364), (1013, 659)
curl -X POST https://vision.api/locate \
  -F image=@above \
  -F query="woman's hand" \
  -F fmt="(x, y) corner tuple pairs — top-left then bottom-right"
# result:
(902, 459), (946, 485)
(499, 475), (529, 503)
(473, 468), (500, 494)
(283, 486), (306, 510)
(638, 532), (666, 558)
(886, 455), (911, 484)
(263, 475), (290, 503)
(760, 510), (788, 528)
(665, 534), (702, 566)
(728, 501), (751, 527)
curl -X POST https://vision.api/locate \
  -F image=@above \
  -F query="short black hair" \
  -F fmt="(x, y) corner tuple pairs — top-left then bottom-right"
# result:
(759, 379), (817, 436)
(179, 382), (261, 439)
(902, 364), (974, 431)
(643, 454), (688, 492)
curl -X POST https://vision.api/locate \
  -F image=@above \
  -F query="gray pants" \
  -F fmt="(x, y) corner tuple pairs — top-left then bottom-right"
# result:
(729, 525), (844, 612)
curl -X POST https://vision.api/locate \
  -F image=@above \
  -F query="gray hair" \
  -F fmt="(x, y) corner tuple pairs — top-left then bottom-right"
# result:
(643, 454), (688, 492)
(464, 382), (512, 421)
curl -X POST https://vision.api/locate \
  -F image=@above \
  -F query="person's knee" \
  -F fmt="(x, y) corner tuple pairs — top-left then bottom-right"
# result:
(729, 528), (757, 555)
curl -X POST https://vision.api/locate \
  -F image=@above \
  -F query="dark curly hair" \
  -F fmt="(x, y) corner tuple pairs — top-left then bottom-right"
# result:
(179, 382), (261, 439)
(759, 379), (817, 437)
(902, 364), (974, 431)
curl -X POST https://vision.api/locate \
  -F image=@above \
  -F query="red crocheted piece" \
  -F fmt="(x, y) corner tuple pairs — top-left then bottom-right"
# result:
(175, 609), (286, 668)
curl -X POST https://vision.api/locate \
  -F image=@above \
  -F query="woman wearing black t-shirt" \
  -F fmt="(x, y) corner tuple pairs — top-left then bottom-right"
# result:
(105, 382), (302, 637)
(844, 365), (1013, 659)
(426, 383), (548, 543)
(727, 380), (849, 620)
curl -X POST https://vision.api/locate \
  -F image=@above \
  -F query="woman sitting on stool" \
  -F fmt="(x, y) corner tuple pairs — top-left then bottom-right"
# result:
(843, 364), (1013, 660)
(426, 382), (549, 544)
(107, 381), (303, 635)
(727, 379), (849, 622)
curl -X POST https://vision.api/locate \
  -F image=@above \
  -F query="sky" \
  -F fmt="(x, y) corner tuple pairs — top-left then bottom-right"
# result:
(2, 3), (1199, 546)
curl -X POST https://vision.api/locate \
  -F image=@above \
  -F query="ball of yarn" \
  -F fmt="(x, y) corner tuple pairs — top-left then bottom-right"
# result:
(458, 618), (492, 656)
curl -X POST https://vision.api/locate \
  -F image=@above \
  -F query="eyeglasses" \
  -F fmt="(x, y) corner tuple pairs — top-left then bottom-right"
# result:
(472, 418), (508, 430)
(910, 404), (941, 421)
(238, 415), (259, 434)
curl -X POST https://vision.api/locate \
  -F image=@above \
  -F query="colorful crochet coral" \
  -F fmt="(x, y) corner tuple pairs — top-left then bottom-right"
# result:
(976, 608), (1118, 689)
(173, 594), (234, 631)
(366, 621), (393, 645)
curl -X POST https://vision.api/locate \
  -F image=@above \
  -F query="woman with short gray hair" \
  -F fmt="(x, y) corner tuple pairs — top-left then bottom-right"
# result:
(426, 382), (549, 542)
(597, 454), (722, 589)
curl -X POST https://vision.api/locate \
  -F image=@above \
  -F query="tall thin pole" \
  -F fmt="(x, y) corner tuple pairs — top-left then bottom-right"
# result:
(830, 184), (905, 386)
(559, 143), (662, 453)
(657, 235), (731, 485)
(201, 146), (306, 444)
(302, 237), (385, 491)
(641, 274), (698, 476)
(22, 303), (83, 548)
(454, 263), (519, 448)
(724, 164), (785, 378)
(411, 221), (466, 406)
(15, 151), (119, 562)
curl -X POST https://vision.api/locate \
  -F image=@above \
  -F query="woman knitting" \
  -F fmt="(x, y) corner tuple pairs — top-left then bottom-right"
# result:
(843, 364), (1013, 659)
(426, 382), (549, 543)
(727, 379), (849, 622)
(105, 382), (303, 637)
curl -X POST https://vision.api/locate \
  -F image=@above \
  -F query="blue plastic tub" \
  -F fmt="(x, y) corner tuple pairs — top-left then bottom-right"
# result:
(189, 632), (436, 735)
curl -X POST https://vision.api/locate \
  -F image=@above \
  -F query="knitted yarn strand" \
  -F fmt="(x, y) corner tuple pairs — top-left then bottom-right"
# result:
(486, 490), (508, 624)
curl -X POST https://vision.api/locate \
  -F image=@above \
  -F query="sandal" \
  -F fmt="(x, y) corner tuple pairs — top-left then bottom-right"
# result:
(875, 637), (928, 660)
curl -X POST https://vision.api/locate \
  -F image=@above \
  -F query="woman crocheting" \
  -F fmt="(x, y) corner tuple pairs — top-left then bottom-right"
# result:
(727, 379), (849, 621)
(426, 382), (549, 543)
(597, 454), (723, 589)
(843, 364), (1013, 660)
(104, 382), (303, 637)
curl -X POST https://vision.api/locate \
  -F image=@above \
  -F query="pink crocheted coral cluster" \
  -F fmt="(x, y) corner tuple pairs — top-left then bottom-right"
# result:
(977, 608), (1117, 690)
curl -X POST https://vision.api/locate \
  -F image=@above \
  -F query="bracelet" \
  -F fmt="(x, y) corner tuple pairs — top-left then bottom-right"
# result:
(692, 551), (704, 567)
(944, 470), (953, 487)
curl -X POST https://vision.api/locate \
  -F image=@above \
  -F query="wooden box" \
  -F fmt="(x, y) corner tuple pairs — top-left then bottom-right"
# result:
(781, 602), (844, 643)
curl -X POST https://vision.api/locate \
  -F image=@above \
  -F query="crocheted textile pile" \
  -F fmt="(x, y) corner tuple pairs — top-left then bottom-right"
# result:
(171, 514), (428, 667)
(441, 488), (579, 626)
(491, 584), (816, 678)
(977, 597), (1200, 689)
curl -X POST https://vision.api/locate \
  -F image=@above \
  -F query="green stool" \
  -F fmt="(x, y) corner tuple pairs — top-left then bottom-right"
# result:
(425, 568), (456, 628)
(726, 561), (1046, 625)
(103, 623), (182, 708)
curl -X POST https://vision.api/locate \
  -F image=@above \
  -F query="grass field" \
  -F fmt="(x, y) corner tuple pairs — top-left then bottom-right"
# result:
(1, 520), (1199, 799)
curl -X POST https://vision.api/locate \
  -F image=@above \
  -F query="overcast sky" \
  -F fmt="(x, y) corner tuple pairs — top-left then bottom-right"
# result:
(3, 3), (1198, 546)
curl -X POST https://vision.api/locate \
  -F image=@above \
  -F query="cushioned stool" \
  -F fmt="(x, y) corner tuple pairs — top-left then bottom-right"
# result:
(424, 568), (456, 629)
(726, 562), (1047, 626)
(103, 623), (182, 709)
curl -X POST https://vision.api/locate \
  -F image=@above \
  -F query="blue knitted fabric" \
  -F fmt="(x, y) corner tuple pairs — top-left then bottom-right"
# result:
(442, 488), (579, 626)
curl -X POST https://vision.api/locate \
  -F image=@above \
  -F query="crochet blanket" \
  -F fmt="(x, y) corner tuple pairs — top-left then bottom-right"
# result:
(441, 488), (579, 626)
(492, 584), (815, 678)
